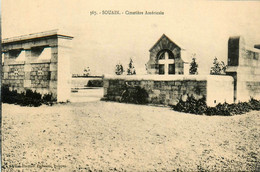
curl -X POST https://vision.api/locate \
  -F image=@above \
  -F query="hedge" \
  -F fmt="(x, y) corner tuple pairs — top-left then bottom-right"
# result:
(171, 95), (260, 116)
(2, 85), (56, 107)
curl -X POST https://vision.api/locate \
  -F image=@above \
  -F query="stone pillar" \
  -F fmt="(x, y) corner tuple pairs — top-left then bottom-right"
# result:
(226, 36), (260, 102)
(49, 46), (58, 99)
(24, 49), (32, 89)
(56, 37), (73, 102)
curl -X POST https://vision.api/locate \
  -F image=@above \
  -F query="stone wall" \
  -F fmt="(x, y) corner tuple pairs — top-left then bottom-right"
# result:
(103, 75), (234, 107)
(227, 36), (260, 102)
(30, 63), (50, 88)
(2, 30), (73, 101)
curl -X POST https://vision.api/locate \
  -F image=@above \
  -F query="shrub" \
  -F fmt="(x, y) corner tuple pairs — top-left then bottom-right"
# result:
(120, 86), (148, 104)
(171, 95), (260, 116)
(205, 103), (231, 116)
(115, 63), (124, 75)
(249, 98), (260, 110)
(134, 86), (149, 104)
(1, 85), (56, 107)
(210, 57), (227, 75)
(172, 95), (207, 115)
(189, 56), (198, 75)
(25, 89), (42, 100)
(86, 79), (103, 87)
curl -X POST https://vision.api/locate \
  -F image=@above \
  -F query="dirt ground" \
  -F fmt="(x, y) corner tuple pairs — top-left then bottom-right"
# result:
(2, 101), (260, 171)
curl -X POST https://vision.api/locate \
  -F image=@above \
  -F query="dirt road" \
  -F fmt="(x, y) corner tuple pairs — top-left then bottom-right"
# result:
(2, 101), (259, 171)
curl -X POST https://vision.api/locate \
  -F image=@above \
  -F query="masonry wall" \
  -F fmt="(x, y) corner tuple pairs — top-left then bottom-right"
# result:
(2, 32), (73, 102)
(227, 36), (260, 102)
(103, 75), (233, 107)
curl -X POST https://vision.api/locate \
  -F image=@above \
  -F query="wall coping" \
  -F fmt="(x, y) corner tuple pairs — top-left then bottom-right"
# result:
(8, 61), (25, 65)
(2, 29), (73, 44)
(104, 74), (234, 82)
(30, 59), (51, 64)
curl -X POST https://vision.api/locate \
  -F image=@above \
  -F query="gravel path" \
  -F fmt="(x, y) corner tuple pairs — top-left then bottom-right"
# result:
(2, 101), (260, 171)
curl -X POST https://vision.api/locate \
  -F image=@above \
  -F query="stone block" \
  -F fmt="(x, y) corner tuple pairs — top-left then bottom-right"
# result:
(153, 89), (160, 96)
(18, 76), (24, 80)
(35, 80), (40, 84)
(165, 85), (171, 90)
(30, 75), (35, 80)
(24, 72), (33, 79)
(103, 80), (109, 88)
(198, 81), (206, 87)
(175, 81), (181, 86)
(187, 81), (196, 86)
(42, 76), (48, 80)
(42, 82), (49, 88)
(51, 54), (58, 63)
(49, 81), (57, 89)
(180, 86), (187, 91)
(103, 89), (107, 96)
(42, 67), (49, 71)
(3, 66), (9, 72)
(168, 81), (175, 85)
(42, 71), (48, 76)
(19, 71), (25, 76)
(3, 73), (8, 79)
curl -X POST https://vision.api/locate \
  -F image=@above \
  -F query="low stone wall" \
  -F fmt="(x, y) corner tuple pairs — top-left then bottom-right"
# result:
(103, 75), (234, 107)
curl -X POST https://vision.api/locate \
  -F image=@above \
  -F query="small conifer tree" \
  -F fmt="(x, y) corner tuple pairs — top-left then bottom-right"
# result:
(189, 57), (198, 75)
(210, 57), (227, 75)
(127, 58), (136, 75)
(115, 62), (124, 75)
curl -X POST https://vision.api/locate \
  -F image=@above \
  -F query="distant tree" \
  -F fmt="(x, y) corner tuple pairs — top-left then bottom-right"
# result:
(127, 58), (136, 75)
(210, 57), (227, 75)
(115, 62), (124, 75)
(189, 56), (198, 75)
(145, 64), (148, 72)
(83, 67), (91, 76)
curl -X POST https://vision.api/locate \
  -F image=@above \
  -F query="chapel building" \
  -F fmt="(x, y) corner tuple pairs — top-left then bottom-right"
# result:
(146, 34), (189, 75)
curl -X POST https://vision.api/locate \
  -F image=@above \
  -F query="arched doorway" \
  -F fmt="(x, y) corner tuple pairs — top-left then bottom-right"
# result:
(156, 49), (175, 75)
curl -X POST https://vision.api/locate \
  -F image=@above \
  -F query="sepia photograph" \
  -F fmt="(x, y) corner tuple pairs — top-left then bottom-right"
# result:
(1, 0), (260, 171)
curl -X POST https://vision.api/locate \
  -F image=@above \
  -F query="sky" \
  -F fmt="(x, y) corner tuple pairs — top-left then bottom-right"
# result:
(2, 0), (260, 75)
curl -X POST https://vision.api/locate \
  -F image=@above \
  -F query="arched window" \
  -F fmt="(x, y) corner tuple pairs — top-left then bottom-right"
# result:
(157, 49), (175, 75)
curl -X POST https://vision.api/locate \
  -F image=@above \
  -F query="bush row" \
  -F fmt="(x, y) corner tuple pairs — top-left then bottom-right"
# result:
(2, 85), (56, 107)
(171, 95), (260, 116)
(86, 79), (103, 87)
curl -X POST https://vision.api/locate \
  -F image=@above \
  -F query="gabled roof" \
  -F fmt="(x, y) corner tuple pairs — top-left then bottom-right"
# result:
(149, 34), (182, 52)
